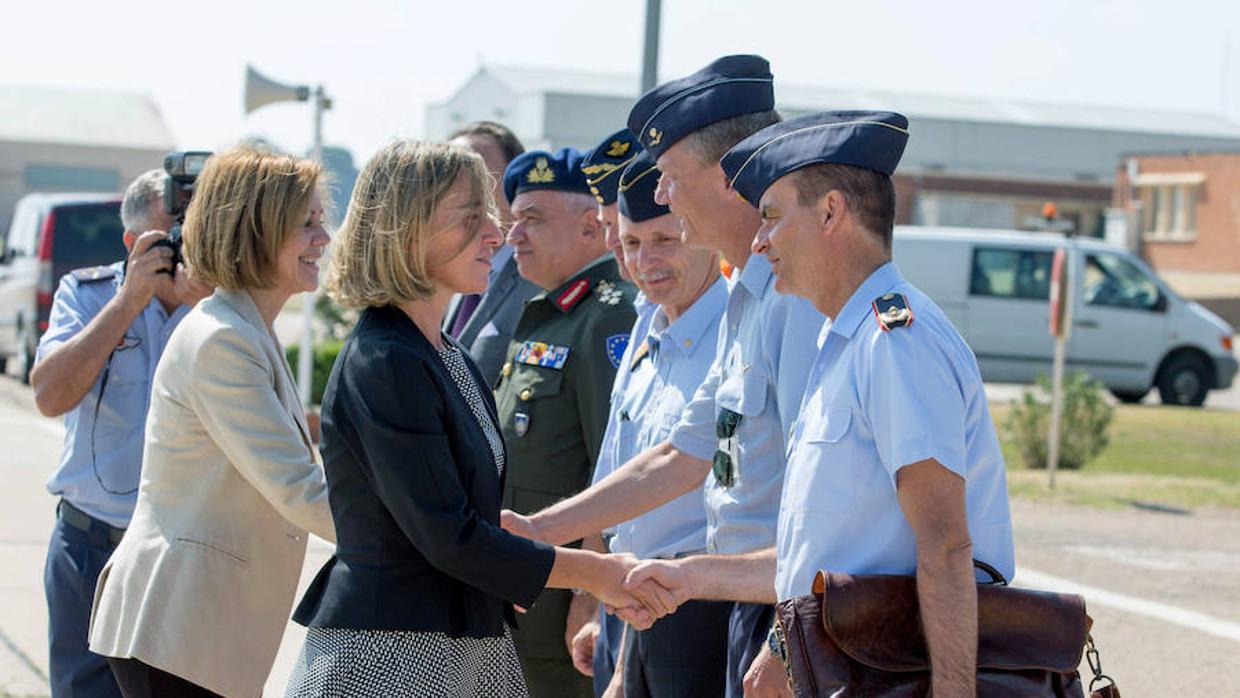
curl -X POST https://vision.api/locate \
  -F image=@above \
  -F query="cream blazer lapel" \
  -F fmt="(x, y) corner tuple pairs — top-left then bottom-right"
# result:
(215, 288), (316, 455)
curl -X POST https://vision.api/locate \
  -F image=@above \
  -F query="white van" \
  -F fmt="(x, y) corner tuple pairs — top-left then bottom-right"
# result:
(892, 226), (1237, 406)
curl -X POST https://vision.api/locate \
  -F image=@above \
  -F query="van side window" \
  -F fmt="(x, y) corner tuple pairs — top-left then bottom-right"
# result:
(970, 248), (1053, 300)
(1083, 253), (1160, 311)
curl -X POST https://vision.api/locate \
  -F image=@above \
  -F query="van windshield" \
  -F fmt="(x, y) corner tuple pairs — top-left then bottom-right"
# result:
(50, 203), (126, 277)
(1083, 253), (1161, 311)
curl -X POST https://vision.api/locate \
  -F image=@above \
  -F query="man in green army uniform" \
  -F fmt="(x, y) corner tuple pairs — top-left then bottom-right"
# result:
(496, 146), (638, 697)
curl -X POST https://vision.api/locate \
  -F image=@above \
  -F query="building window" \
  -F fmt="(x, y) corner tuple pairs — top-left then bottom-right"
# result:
(1134, 173), (1202, 241)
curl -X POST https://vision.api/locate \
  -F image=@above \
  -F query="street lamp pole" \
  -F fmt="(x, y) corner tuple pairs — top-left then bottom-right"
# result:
(297, 85), (331, 408)
(641, 0), (661, 92)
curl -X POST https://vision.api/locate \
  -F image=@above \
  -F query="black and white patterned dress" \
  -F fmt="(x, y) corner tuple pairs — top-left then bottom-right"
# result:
(284, 344), (526, 697)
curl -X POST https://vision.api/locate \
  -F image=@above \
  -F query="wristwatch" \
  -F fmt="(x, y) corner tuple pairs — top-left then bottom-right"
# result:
(767, 619), (789, 669)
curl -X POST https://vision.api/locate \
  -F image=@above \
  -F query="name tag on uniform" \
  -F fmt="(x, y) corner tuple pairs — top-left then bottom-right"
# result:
(514, 341), (570, 369)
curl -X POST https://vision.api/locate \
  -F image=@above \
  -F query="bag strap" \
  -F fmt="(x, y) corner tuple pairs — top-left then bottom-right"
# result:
(972, 559), (1007, 586)
(1086, 634), (1120, 697)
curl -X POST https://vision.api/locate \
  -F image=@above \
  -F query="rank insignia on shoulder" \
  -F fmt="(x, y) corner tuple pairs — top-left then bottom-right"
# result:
(595, 279), (624, 306)
(606, 334), (629, 369)
(514, 412), (530, 437)
(872, 292), (913, 331)
(556, 278), (591, 311)
(71, 265), (116, 283)
(514, 341), (570, 369)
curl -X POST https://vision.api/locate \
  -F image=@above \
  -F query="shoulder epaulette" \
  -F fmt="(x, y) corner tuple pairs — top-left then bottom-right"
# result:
(71, 266), (116, 283)
(872, 292), (913, 331)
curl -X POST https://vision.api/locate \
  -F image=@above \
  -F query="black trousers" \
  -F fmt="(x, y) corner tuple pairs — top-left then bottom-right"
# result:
(107, 658), (223, 698)
(725, 602), (774, 698)
(622, 599), (732, 698)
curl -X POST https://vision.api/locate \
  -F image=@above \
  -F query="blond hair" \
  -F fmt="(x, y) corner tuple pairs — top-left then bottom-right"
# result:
(327, 140), (493, 309)
(182, 146), (322, 290)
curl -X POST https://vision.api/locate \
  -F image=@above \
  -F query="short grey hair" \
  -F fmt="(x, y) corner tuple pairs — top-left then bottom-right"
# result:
(680, 110), (782, 165)
(120, 169), (167, 232)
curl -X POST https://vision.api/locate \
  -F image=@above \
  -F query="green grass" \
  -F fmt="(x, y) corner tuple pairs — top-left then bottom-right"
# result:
(991, 402), (1240, 509)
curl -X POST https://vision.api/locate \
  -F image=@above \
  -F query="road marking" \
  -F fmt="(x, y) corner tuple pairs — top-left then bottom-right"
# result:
(0, 624), (48, 688)
(1019, 567), (1240, 643)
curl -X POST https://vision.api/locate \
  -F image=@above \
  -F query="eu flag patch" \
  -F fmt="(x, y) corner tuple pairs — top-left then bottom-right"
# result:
(606, 334), (629, 369)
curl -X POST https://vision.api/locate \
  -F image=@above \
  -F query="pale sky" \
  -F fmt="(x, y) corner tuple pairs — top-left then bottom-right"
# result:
(3, 0), (1238, 162)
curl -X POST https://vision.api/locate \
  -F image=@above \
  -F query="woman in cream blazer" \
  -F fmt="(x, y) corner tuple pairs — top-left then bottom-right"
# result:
(89, 146), (336, 698)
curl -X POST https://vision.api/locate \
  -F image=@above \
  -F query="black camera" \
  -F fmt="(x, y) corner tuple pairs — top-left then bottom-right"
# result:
(156, 150), (212, 275)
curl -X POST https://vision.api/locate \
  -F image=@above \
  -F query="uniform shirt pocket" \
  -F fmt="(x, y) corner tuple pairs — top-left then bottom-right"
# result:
(716, 368), (769, 418)
(789, 406), (857, 513)
(107, 337), (148, 385)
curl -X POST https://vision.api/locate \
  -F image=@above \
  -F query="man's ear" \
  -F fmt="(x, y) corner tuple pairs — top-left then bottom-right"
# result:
(818, 190), (847, 237)
(578, 205), (601, 239)
(122, 230), (137, 253)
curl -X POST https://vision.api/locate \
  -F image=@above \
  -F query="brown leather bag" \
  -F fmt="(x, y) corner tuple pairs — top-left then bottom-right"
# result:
(774, 568), (1120, 697)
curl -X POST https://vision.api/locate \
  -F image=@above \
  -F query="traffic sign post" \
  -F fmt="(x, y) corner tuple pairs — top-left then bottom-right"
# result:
(1046, 243), (1074, 488)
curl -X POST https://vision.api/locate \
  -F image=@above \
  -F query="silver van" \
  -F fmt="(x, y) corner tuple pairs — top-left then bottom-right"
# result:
(0, 193), (125, 380)
(893, 226), (1237, 406)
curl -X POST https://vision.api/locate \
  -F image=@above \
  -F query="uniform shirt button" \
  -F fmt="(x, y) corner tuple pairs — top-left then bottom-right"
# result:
(502, 362), (512, 377)
(520, 388), (533, 401)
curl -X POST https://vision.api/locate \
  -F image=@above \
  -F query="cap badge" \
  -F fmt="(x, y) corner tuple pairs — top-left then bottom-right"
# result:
(647, 127), (663, 146)
(528, 157), (555, 184)
(606, 140), (632, 157)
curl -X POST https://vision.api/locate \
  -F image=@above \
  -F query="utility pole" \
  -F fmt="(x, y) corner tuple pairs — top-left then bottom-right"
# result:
(641, 0), (661, 92)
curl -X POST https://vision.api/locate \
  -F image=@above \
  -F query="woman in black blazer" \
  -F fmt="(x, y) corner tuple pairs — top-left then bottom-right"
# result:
(285, 141), (660, 697)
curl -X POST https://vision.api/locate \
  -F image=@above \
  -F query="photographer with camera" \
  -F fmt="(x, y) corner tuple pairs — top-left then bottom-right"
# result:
(31, 166), (212, 698)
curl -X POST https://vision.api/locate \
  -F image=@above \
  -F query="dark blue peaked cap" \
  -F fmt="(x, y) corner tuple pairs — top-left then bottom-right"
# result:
(627, 55), (775, 160)
(618, 150), (671, 223)
(503, 147), (591, 204)
(582, 129), (641, 206)
(721, 111), (910, 206)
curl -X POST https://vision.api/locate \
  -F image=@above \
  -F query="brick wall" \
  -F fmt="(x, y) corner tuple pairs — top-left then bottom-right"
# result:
(1115, 153), (1240, 274)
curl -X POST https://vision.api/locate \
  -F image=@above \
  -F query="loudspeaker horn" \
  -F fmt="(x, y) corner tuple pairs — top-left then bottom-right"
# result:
(244, 65), (311, 114)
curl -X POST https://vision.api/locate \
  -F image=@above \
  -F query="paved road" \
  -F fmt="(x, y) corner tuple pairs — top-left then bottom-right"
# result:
(1, 377), (1237, 696)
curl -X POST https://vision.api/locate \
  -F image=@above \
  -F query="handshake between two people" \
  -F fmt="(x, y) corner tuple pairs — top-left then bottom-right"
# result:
(502, 510), (691, 631)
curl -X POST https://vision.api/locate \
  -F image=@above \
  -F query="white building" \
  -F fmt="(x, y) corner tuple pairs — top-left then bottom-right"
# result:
(428, 65), (1240, 235)
(0, 85), (175, 234)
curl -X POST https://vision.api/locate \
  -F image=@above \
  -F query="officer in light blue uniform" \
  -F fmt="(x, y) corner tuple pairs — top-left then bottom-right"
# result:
(589, 151), (732, 697)
(630, 55), (826, 695)
(722, 111), (1015, 693)
(32, 169), (210, 698)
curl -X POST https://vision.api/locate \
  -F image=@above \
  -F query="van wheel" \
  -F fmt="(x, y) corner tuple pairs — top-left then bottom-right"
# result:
(1110, 389), (1147, 404)
(1156, 354), (1209, 407)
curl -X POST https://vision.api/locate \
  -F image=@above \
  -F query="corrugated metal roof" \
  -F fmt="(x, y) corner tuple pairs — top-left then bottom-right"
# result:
(476, 65), (1240, 139)
(0, 84), (175, 150)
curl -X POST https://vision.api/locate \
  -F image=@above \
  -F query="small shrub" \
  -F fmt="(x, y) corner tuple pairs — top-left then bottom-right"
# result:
(1003, 371), (1115, 470)
(286, 340), (344, 407)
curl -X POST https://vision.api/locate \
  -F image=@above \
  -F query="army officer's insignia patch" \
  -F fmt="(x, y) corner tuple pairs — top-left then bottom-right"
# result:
(514, 341), (571, 369)
(872, 292), (913, 331)
(596, 280), (624, 305)
(514, 412), (530, 437)
(606, 334), (629, 369)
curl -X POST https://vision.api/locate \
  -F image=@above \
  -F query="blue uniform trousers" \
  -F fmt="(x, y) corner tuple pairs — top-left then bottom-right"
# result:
(726, 602), (774, 698)
(622, 599), (731, 698)
(44, 509), (123, 698)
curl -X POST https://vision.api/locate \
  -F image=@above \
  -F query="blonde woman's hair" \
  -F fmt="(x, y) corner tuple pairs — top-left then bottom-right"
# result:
(181, 146), (322, 290)
(327, 140), (494, 309)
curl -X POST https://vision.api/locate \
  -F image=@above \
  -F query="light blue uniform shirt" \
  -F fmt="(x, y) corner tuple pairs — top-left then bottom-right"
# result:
(669, 254), (825, 554)
(775, 262), (1015, 601)
(595, 276), (728, 558)
(37, 261), (191, 528)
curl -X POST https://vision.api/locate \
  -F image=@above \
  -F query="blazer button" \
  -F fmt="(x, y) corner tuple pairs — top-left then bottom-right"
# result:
(520, 388), (533, 401)
(502, 362), (513, 377)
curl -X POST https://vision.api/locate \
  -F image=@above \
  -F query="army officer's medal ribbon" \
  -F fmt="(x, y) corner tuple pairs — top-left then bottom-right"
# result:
(514, 341), (571, 369)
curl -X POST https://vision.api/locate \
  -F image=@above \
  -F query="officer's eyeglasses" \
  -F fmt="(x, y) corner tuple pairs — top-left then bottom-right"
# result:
(713, 409), (740, 487)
